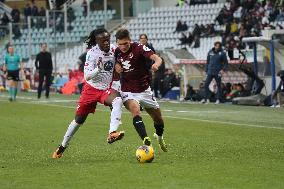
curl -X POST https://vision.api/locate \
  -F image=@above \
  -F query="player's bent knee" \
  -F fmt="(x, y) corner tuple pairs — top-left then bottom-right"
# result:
(75, 115), (87, 124)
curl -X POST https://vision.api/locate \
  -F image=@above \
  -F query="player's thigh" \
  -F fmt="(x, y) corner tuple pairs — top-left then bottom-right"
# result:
(145, 107), (164, 124)
(124, 99), (141, 116)
(104, 90), (120, 106)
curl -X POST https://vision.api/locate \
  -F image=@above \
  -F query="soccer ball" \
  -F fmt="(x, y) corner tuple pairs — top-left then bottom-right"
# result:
(135, 145), (154, 163)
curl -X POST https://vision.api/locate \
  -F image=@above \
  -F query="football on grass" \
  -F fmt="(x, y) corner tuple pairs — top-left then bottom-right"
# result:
(135, 145), (154, 163)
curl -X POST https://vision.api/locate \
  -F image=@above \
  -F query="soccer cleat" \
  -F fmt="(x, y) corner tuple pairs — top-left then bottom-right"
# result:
(215, 99), (220, 104)
(52, 145), (66, 159)
(200, 99), (209, 104)
(153, 133), (168, 152)
(107, 131), (125, 144)
(143, 137), (151, 146)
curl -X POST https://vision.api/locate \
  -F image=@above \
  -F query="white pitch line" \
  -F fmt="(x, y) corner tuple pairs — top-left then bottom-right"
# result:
(2, 99), (283, 131)
(164, 115), (284, 130)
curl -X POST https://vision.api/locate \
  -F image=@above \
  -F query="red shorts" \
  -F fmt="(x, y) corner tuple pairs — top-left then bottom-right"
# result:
(76, 83), (113, 116)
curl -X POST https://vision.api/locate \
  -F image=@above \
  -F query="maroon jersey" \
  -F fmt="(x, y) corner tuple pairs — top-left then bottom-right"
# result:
(115, 42), (154, 93)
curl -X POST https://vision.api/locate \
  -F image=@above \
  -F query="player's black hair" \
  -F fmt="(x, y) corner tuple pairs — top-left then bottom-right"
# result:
(115, 28), (130, 40)
(85, 28), (108, 49)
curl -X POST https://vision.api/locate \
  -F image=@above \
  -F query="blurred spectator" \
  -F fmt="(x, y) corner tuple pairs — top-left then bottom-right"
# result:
(39, 7), (46, 16)
(174, 20), (183, 33)
(1, 12), (10, 25)
(276, 7), (284, 21)
(11, 9), (20, 23)
(31, 2), (38, 16)
(179, 32), (194, 46)
(226, 83), (245, 100)
(181, 21), (188, 31)
(24, 3), (32, 22)
(193, 35), (200, 48)
(162, 69), (178, 97)
(176, 0), (189, 7)
(192, 24), (201, 37)
(184, 84), (196, 101)
(82, 0), (88, 17)
(67, 7), (75, 23)
(230, 19), (238, 34)
(179, 32), (189, 45)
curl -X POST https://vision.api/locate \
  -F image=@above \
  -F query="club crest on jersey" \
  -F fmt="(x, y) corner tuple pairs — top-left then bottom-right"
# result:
(122, 60), (131, 70)
(104, 60), (114, 71)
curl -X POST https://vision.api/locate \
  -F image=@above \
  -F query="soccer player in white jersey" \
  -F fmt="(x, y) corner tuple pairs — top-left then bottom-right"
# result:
(52, 28), (124, 159)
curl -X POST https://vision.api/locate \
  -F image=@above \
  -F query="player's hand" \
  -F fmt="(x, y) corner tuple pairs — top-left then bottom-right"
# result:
(115, 63), (123, 73)
(151, 63), (159, 72)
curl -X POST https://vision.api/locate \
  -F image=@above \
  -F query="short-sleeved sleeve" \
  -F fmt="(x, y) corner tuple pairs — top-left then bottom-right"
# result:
(139, 45), (154, 59)
(84, 50), (99, 80)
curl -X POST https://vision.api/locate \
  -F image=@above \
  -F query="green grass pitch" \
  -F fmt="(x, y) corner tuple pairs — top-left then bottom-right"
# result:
(0, 92), (284, 189)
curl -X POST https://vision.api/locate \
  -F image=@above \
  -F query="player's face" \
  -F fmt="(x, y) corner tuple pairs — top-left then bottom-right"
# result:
(8, 46), (14, 54)
(117, 38), (131, 53)
(96, 32), (110, 53)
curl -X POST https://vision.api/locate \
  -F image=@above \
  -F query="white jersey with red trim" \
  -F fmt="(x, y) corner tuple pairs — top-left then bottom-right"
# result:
(84, 44), (116, 90)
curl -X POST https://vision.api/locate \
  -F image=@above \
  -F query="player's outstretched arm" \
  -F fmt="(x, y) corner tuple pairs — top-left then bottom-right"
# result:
(150, 54), (162, 71)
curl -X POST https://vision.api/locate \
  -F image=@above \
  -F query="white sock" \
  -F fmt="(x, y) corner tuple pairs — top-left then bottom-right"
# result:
(61, 120), (81, 147)
(109, 97), (123, 133)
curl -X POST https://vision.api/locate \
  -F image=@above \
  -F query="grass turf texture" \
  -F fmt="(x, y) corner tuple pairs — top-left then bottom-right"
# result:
(0, 92), (284, 189)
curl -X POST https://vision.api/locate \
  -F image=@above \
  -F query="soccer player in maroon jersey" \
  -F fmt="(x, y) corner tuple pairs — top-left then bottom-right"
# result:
(114, 28), (167, 152)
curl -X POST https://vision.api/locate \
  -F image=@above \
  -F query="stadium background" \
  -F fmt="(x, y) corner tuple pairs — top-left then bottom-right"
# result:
(1, 1), (284, 189)
(0, 0), (283, 99)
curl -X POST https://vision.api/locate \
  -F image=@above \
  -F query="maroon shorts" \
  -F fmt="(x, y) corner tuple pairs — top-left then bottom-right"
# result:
(76, 83), (113, 116)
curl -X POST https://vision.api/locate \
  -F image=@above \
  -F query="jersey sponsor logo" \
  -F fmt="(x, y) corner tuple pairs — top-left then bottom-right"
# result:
(121, 60), (131, 70)
(143, 45), (151, 52)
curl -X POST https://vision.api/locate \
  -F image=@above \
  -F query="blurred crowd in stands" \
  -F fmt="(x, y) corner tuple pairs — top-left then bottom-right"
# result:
(0, 0), (76, 40)
(177, 0), (284, 56)
(217, 0), (284, 55)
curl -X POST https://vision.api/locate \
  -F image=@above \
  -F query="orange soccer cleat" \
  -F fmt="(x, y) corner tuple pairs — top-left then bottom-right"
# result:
(107, 131), (125, 144)
(52, 145), (66, 159)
